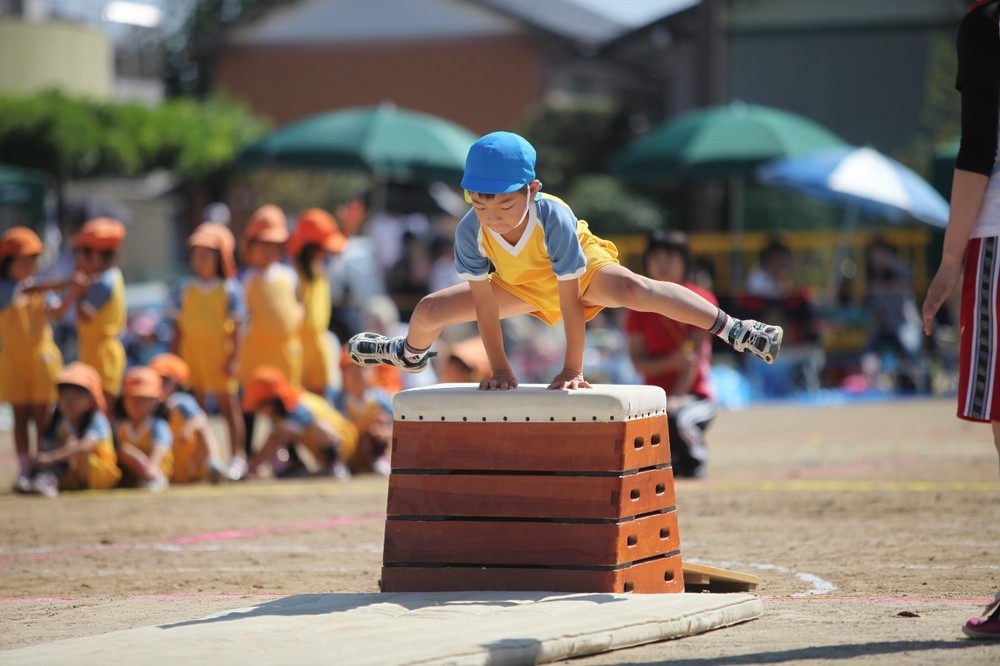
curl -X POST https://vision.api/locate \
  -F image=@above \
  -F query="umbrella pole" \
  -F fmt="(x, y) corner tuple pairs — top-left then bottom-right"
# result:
(729, 176), (745, 288)
(829, 202), (860, 301)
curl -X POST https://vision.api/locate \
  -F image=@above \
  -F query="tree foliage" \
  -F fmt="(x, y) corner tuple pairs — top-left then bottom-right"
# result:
(0, 90), (268, 181)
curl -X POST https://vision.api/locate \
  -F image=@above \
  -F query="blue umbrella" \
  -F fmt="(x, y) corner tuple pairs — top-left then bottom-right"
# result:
(756, 146), (950, 228)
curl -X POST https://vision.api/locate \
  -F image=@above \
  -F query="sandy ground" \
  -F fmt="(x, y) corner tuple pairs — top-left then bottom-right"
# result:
(2, 396), (1000, 665)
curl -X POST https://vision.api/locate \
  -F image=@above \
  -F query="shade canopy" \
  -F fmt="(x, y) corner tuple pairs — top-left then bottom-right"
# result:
(614, 102), (846, 182)
(757, 146), (950, 228)
(238, 104), (479, 184)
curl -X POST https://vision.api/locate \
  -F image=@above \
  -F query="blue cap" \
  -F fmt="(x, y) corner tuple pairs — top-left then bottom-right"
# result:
(461, 132), (536, 194)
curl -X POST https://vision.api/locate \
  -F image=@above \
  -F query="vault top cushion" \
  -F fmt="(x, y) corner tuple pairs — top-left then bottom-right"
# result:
(392, 383), (667, 423)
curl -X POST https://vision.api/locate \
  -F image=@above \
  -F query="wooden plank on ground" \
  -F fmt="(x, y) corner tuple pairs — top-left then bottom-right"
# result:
(682, 562), (759, 592)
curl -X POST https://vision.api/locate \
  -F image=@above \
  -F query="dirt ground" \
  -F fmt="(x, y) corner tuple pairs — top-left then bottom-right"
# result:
(2, 395), (1000, 665)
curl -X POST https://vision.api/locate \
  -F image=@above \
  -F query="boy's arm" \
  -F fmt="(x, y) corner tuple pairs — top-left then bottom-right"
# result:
(550, 277), (591, 390)
(469, 279), (517, 390)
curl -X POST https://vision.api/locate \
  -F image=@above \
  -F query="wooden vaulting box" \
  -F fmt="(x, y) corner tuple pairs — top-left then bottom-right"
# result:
(380, 383), (684, 594)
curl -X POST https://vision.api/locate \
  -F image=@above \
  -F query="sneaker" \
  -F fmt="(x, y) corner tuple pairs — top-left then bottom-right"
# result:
(207, 462), (227, 485)
(227, 456), (249, 482)
(347, 332), (435, 374)
(730, 319), (784, 364)
(318, 460), (352, 481)
(13, 474), (32, 494)
(139, 475), (168, 493)
(372, 455), (392, 477)
(30, 472), (59, 499)
(963, 598), (1000, 639)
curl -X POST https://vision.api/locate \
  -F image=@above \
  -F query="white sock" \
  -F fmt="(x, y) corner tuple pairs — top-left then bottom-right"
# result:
(402, 340), (429, 364)
(708, 309), (738, 342)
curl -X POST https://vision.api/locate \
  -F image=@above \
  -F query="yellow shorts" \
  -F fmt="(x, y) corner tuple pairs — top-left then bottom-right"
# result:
(239, 332), (303, 387)
(59, 443), (122, 491)
(78, 337), (126, 396)
(171, 434), (208, 484)
(181, 335), (238, 395)
(491, 234), (620, 326)
(0, 342), (62, 405)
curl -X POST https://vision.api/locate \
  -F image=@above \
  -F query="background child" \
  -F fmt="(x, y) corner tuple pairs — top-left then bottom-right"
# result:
(70, 217), (128, 411)
(29, 362), (121, 498)
(289, 207), (346, 398)
(242, 365), (356, 480)
(170, 222), (246, 480)
(149, 353), (227, 485)
(0, 227), (65, 491)
(114, 366), (172, 492)
(238, 205), (303, 468)
(625, 230), (718, 478)
(333, 349), (393, 475)
(349, 132), (783, 390)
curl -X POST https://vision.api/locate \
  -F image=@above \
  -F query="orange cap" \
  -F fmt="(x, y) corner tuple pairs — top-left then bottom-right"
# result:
(149, 353), (190, 386)
(74, 217), (126, 251)
(0, 227), (44, 258)
(242, 365), (303, 412)
(122, 366), (164, 400)
(56, 362), (108, 415)
(242, 204), (289, 244)
(188, 222), (237, 279)
(289, 208), (347, 257)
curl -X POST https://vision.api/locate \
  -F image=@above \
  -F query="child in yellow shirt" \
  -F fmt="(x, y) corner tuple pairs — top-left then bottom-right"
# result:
(71, 218), (128, 410)
(238, 205), (303, 465)
(243, 365), (356, 480)
(114, 366), (173, 492)
(350, 132), (784, 389)
(28, 363), (121, 497)
(171, 222), (246, 478)
(289, 208), (346, 398)
(0, 227), (66, 491)
(149, 353), (228, 484)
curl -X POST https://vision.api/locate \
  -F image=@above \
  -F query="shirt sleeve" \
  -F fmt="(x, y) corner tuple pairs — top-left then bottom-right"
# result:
(956, 7), (1000, 175)
(225, 278), (247, 319)
(151, 418), (173, 449)
(174, 393), (203, 421)
(0, 280), (17, 310)
(82, 271), (115, 311)
(537, 199), (587, 280)
(83, 412), (112, 443)
(453, 211), (491, 281)
(280, 403), (315, 435)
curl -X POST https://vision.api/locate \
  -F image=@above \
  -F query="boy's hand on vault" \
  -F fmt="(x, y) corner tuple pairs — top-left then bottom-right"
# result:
(547, 370), (592, 391)
(479, 370), (518, 391)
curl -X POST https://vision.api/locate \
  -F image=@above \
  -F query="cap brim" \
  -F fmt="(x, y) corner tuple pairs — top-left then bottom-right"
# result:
(459, 176), (527, 195)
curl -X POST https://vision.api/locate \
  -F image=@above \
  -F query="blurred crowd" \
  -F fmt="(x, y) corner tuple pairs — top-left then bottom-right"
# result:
(1, 196), (954, 495)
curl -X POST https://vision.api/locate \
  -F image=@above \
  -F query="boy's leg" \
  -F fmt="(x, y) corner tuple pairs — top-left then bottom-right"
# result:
(584, 265), (784, 364)
(349, 282), (533, 371)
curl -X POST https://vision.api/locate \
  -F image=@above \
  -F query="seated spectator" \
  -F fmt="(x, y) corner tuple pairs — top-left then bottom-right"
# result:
(625, 230), (717, 478)
(735, 238), (825, 394)
(333, 350), (394, 476)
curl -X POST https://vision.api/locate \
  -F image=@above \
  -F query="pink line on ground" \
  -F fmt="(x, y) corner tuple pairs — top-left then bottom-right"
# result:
(0, 512), (386, 565)
(170, 514), (382, 545)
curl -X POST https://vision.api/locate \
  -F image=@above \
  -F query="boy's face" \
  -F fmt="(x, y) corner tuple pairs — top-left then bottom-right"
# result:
(123, 395), (159, 422)
(57, 384), (95, 420)
(469, 181), (539, 237)
(646, 248), (685, 283)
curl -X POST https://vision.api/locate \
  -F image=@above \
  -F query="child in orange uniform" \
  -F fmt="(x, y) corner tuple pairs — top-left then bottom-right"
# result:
(114, 366), (173, 492)
(149, 353), (227, 484)
(28, 363), (121, 497)
(70, 218), (128, 411)
(243, 366), (356, 480)
(0, 227), (67, 491)
(170, 222), (246, 479)
(289, 208), (346, 398)
(238, 205), (303, 466)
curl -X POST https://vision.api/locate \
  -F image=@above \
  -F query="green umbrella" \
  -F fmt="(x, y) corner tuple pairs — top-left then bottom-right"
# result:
(0, 162), (47, 230)
(238, 103), (479, 184)
(614, 102), (846, 182)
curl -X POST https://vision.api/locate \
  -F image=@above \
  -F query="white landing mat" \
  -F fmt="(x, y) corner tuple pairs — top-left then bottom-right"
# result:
(2, 591), (762, 666)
